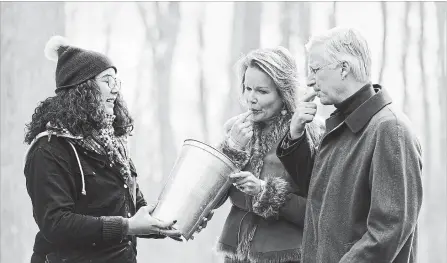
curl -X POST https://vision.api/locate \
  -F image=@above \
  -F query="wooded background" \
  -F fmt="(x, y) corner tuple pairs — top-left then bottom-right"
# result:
(1, 2), (445, 263)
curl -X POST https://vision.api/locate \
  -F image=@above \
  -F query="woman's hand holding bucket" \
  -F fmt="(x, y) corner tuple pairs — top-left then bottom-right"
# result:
(230, 171), (266, 196)
(127, 204), (182, 241)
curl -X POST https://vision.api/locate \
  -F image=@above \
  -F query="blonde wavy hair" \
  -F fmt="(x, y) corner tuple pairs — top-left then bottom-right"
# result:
(235, 46), (302, 113)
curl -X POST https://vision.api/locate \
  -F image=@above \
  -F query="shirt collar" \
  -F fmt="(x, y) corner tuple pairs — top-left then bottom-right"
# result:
(335, 83), (375, 117)
(326, 84), (392, 133)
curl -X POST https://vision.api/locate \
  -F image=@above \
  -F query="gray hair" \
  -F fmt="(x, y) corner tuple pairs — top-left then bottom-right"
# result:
(235, 46), (300, 112)
(305, 27), (371, 82)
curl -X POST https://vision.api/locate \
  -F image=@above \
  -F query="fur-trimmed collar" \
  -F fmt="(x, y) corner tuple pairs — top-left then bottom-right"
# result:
(247, 113), (291, 178)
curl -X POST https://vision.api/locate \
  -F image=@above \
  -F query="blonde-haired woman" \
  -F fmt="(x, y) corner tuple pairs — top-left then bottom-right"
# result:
(214, 46), (323, 263)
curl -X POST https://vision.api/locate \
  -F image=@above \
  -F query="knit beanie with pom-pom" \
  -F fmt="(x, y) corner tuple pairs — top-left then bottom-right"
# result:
(44, 36), (116, 91)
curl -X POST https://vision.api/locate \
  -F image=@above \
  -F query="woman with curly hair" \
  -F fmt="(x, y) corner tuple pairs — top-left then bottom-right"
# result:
(213, 47), (324, 263)
(24, 36), (181, 263)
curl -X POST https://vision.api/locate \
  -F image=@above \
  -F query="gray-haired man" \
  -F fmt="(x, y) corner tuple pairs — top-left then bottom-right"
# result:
(277, 27), (423, 263)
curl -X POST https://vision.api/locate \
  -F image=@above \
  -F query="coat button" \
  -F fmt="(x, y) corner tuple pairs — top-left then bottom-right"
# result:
(92, 172), (96, 175)
(128, 241), (132, 245)
(92, 243), (96, 246)
(124, 184), (128, 189)
(109, 163), (113, 167)
(127, 212), (132, 217)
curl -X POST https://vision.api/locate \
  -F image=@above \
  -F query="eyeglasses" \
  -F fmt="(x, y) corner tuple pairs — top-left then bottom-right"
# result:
(308, 62), (339, 75)
(96, 75), (122, 91)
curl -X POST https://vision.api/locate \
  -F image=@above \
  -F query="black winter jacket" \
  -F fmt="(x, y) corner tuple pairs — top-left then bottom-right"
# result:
(24, 134), (148, 263)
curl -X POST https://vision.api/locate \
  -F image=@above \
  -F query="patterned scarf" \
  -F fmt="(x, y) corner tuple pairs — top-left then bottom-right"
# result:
(76, 115), (131, 180)
(46, 115), (136, 204)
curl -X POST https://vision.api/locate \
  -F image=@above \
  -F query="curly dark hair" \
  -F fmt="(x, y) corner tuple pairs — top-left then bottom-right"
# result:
(24, 79), (134, 144)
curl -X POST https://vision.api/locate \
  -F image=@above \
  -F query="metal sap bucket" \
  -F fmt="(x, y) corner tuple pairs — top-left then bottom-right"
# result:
(152, 139), (238, 240)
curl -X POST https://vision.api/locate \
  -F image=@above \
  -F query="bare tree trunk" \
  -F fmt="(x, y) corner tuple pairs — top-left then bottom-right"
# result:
(0, 3), (65, 262)
(223, 2), (262, 123)
(298, 2), (311, 73)
(419, 2), (430, 179)
(103, 3), (120, 56)
(154, 2), (180, 178)
(197, 4), (209, 142)
(129, 38), (149, 163)
(378, 1), (387, 83)
(104, 20), (112, 56)
(401, 2), (411, 116)
(137, 2), (180, 179)
(329, 2), (337, 28)
(280, 2), (291, 48)
(436, 2), (446, 140)
(426, 4), (447, 262)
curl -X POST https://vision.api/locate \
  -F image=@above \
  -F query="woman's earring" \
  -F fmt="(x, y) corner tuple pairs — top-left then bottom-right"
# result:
(281, 109), (287, 115)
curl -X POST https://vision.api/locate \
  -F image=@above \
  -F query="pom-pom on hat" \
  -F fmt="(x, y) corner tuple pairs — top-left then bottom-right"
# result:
(44, 35), (117, 91)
